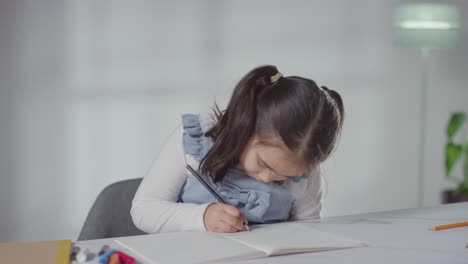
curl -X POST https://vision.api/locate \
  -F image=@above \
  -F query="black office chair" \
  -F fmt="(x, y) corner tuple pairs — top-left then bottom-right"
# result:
(78, 178), (146, 241)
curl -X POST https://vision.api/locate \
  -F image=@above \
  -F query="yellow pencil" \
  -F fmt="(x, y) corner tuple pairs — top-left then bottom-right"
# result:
(430, 221), (468, 231)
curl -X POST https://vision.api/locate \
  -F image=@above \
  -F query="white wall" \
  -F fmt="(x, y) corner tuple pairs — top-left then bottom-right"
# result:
(0, 0), (467, 242)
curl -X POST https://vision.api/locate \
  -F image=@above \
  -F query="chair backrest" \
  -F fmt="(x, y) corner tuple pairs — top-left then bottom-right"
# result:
(78, 178), (146, 241)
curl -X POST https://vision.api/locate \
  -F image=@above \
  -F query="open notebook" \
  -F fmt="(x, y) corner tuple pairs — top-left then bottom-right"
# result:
(114, 223), (366, 264)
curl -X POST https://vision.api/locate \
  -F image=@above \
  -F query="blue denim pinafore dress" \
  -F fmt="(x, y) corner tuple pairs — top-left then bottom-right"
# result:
(178, 113), (299, 223)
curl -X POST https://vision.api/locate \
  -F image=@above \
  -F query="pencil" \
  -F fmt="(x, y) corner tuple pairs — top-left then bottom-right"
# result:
(430, 221), (468, 231)
(186, 165), (250, 231)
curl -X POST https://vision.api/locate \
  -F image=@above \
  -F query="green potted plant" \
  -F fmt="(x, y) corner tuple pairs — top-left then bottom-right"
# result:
(442, 111), (468, 203)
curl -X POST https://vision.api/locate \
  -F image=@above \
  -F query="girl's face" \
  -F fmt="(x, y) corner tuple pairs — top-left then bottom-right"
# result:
(238, 135), (308, 183)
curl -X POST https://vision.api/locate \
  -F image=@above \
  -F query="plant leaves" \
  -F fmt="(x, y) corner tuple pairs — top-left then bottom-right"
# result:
(445, 143), (462, 177)
(447, 112), (466, 140)
(453, 182), (468, 196)
(464, 139), (468, 186)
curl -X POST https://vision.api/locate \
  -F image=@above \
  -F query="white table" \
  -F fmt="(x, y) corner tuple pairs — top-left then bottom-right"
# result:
(73, 202), (468, 264)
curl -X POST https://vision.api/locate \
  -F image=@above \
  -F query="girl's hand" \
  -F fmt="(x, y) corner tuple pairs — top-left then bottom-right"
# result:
(203, 203), (246, 233)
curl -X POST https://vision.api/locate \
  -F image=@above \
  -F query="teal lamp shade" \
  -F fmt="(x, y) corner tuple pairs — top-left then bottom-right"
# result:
(393, 4), (460, 48)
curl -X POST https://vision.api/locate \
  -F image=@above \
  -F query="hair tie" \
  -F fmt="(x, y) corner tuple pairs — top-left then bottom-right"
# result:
(270, 72), (283, 83)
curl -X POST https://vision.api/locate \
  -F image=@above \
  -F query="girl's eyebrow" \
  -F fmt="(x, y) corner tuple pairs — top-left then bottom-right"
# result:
(257, 154), (290, 177)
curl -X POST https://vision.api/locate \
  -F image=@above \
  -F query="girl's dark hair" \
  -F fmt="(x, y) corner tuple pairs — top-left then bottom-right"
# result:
(200, 65), (345, 182)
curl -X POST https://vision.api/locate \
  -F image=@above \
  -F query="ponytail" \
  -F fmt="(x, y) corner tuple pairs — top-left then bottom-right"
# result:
(306, 85), (345, 161)
(201, 65), (280, 181)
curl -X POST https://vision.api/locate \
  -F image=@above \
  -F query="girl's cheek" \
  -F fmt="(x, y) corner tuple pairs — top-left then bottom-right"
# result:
(256, 172), (273, 183)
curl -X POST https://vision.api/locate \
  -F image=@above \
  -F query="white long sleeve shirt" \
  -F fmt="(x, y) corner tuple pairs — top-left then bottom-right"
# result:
(131, 125), (322, 233)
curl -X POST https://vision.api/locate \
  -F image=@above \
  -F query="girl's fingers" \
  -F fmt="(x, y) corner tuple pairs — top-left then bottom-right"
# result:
(223, 205), (249, 230)
(204, 203), (248, 233)
(218, 219), (242, 233)
(240, 212), (248, 225)
(221, 204), (241, 217)
(220, 211), (245, 231)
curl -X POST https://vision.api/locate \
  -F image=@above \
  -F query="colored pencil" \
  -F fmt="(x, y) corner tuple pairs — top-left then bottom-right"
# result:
(430, 221), (468, 231)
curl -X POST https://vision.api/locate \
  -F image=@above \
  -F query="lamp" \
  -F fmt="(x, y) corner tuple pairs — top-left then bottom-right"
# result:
(392, 3), (460, 207)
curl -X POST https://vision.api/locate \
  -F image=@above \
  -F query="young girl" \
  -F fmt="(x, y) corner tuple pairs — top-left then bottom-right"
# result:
(131, 65), (344, 233)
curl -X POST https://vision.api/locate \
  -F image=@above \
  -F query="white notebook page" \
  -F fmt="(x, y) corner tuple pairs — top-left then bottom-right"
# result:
(114, 231), (264, 264)
(223, 223), (366, 255)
